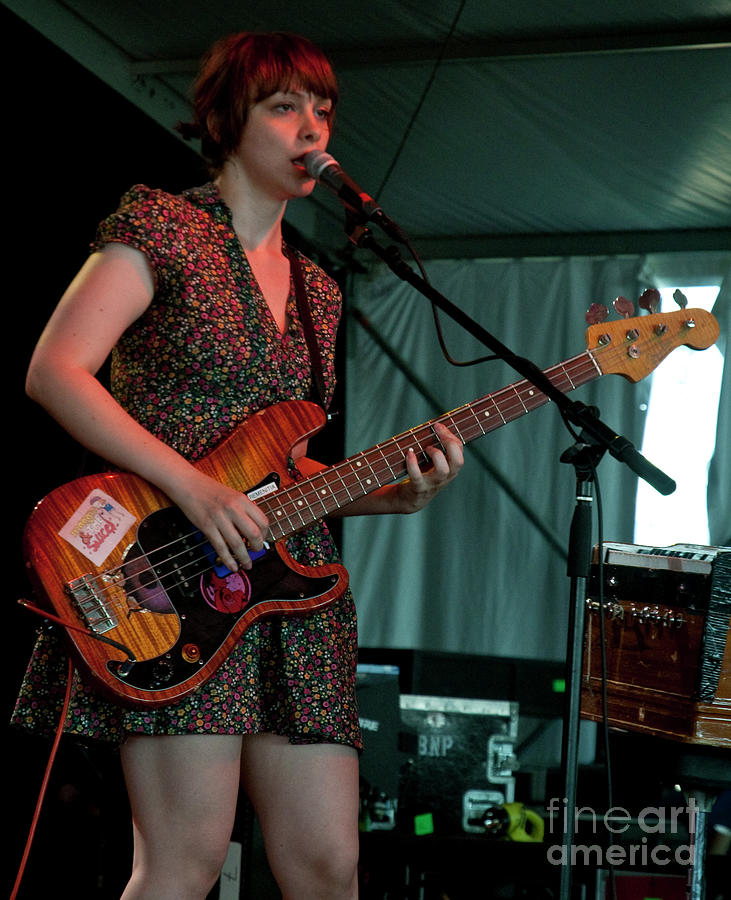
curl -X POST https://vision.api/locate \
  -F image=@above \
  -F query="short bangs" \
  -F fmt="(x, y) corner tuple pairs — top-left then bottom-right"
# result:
(179, 32), (338, 173)
(245, 33), (339, 105)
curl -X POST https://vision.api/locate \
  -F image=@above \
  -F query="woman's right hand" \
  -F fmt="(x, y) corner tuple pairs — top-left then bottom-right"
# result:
(164, 468), (270, 572)
(26, 243), (269, 573)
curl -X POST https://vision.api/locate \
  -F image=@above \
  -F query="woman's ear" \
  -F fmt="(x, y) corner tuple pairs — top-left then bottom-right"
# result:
(205, 111), (222, 143)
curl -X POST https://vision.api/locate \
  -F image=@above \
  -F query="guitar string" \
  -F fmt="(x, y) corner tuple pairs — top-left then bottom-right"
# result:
(69, 347), (609, 625)
(71, 542), (231, 623)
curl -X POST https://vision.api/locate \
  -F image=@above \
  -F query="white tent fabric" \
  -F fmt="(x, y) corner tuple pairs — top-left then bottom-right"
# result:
(342, 252), (727, 659)
(6, 1), (730, 257)
(326, 46), (731, 245)
(706, 264), (731, 545)
(638, 252), (731, 545)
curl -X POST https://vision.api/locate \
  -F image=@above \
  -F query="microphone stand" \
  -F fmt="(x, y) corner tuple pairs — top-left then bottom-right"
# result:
(558, 416), (609, 900)
(343, 217), (675, 900)
(344, 220), (675, 496)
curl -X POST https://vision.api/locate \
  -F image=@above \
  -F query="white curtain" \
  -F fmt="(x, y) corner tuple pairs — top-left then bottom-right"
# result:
(638, 251), (731, 546)
(342, 253), (724, 660)
(706, 262), (730, 546)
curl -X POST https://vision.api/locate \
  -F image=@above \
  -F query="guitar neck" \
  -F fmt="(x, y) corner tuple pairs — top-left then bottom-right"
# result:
(260, 348), (601, 541)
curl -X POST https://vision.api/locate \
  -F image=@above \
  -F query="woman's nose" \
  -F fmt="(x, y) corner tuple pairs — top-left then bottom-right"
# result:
(300, 109), (323, 142)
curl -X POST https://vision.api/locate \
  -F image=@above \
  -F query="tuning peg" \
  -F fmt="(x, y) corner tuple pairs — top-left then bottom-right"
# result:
(613, 296), (635, 318)
(585, 303), (609, 325)
(638, 288), (661, 313)
(673, 289), (688, 309)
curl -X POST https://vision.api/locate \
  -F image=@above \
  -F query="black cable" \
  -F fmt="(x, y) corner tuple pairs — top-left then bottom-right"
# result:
(373, 0), (500, 369)
(375, 0), (468, 200)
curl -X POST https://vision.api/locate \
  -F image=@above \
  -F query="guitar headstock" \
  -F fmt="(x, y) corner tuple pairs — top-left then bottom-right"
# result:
(586, 307), (719, 383)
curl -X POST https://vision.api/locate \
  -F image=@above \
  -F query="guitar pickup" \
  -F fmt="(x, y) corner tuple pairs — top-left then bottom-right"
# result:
(67, 574), (118, 633)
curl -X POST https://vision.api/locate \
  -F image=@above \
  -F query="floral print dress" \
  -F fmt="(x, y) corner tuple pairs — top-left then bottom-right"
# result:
(12, 184), (361, 749)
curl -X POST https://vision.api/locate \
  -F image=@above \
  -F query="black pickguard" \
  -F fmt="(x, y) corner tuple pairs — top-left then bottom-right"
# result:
(106, 505), (340, 694)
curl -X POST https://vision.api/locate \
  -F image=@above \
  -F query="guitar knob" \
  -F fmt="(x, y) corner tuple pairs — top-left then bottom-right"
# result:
(150, 658), (175, 686)
(181, 643), (201, 664)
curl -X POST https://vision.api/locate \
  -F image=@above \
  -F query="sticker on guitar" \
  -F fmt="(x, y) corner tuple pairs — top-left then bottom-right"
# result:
(200, 569), (252, 614)
(58, 490), (137, 565)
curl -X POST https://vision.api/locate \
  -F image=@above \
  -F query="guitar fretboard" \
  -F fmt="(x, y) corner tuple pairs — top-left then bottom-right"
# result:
(259, 348), (601, 541)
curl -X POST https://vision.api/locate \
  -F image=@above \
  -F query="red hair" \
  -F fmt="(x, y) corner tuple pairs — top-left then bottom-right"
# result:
(178, 32), (338, 173)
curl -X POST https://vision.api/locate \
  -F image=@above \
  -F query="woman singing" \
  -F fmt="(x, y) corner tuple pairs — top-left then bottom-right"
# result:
(14, 31), (463, 899)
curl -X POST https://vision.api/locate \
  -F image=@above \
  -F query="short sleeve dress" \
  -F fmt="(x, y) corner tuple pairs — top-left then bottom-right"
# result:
(12, 183), (361, 750)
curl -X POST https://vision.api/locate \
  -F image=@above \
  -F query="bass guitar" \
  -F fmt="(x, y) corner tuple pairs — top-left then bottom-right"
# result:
(23, 307), (719, 707)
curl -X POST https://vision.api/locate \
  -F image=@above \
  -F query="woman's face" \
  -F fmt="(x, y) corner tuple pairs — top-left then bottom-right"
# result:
(231, 87), (333, 201)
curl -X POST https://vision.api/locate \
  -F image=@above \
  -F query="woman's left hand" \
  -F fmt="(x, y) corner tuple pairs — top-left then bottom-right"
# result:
(301, 421), (464, 519)
(394, 421), (464, 514)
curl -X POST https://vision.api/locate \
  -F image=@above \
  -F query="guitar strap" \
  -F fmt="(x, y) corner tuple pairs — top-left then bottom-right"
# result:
(287, 247), (328, 409)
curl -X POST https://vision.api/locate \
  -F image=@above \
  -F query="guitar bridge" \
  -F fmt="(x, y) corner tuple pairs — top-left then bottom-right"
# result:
(67, 574), (118, 633)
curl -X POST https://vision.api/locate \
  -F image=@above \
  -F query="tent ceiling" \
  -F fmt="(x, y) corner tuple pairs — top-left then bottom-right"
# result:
(7, 0), (731, 258)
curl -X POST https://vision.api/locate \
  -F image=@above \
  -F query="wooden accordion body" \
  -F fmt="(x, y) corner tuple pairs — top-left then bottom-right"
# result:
(581, 543), (731, 748)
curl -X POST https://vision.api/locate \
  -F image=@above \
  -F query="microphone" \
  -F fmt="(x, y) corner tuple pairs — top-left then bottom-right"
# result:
(303, 149), (407, 243)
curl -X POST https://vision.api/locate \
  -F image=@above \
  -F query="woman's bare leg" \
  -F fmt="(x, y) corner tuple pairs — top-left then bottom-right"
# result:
(119, 734), (243, 900)
(240, 733), (360, 899)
